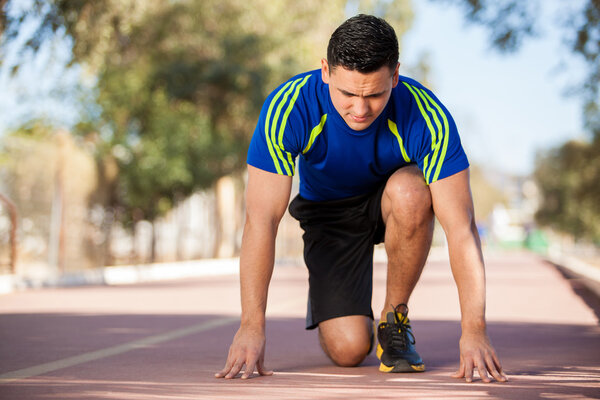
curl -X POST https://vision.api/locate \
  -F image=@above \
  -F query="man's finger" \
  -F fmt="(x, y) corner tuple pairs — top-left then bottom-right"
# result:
(225, 360), (245, 379)
(451, 361), (465, 378)
(215, 358), (235, 378)
(257, 357), (274, 376)
(242, 357), (257, 380)
(464, 360), (474, 383)
(486, 354), (507, 382)
(492, 353), (509, 381)
(477, 360), (491, 383)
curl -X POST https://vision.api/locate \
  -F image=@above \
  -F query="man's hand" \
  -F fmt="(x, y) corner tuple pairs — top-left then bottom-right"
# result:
(215, 326), (273, 380)
(452, 330), (508, 383)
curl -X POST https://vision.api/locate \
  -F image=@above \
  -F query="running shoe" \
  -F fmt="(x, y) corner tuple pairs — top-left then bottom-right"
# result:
(376, 303), (425, 372)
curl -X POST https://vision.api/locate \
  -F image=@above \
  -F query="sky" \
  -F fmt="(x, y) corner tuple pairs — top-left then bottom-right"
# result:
(0, 0), (84, 135)
(400, 0), (586, 176)
(0, 0), (588, 177)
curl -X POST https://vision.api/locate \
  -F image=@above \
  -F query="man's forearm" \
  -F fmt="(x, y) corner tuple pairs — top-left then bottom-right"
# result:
(446, 219), (487, 333)
(430, 170), (506, 382)
(239, 216), (278, 329)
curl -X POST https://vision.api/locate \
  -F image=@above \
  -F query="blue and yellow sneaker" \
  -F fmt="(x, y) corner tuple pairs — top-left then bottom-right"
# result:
(376, 304), (425, 373)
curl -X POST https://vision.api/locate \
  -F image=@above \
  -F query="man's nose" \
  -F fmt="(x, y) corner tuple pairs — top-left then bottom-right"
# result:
(353, 97), (369, 116)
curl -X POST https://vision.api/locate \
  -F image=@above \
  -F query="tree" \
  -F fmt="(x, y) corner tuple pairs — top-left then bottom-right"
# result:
(1, 0), (414, 262)
(534, 137), (600, 244)
(72, 1), (276, 261)
(433, 0), (600, 243)
(2, 0), (277, 261)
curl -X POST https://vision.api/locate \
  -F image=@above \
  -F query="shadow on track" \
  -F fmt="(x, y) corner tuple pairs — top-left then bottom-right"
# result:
(1, 312), (599, 399)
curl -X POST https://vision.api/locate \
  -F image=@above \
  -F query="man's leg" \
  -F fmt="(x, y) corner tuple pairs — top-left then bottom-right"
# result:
(317, 315), (373, 367)
(380, 165), (434, 319)
(312, 166), (433, 368)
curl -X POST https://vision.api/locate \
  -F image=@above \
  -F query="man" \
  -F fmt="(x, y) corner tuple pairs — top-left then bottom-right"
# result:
(215, 14), (507, 383)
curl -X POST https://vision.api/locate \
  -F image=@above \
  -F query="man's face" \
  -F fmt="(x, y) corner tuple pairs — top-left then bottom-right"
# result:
(321, 59), (399, 131)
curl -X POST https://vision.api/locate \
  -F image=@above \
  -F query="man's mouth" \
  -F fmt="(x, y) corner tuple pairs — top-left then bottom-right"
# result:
(349, 114), (369, 123)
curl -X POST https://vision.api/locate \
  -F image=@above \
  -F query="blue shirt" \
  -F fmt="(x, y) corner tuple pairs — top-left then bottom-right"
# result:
(247, 69), (469, 201)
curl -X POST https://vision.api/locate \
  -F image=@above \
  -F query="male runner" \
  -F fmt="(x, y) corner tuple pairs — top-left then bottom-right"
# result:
(215, 14), (507, 383)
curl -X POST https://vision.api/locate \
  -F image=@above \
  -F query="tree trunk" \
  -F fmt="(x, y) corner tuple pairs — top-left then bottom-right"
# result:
(101, 207), (115, 267)
(49, 140), (65, 273)
(175, 193), (184, 261)
(0, 193), (18, 274)
(212, 184), (222, 258)
(234, 173), (246, 255)
(130, 208), (143, 264)
(150, 220), (157, 263)
(213, 177), (238, 258)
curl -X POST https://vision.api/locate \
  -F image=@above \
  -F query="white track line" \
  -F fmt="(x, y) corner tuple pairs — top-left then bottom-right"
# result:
(1, 276), (307, 384)
(275, 372), (365, 378)
(0, 316), (238, 384)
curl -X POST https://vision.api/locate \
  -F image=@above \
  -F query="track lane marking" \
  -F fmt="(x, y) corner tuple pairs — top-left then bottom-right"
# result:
(1, 272), (308, 384)
(0, 316), (237, 383)
(275, 372), (364, 378)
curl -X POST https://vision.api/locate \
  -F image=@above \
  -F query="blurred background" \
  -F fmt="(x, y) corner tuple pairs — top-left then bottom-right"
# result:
(0, 0), (598, 282)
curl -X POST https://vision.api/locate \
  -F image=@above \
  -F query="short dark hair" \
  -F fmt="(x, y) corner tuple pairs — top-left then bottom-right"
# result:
(327, 14), (399, 73)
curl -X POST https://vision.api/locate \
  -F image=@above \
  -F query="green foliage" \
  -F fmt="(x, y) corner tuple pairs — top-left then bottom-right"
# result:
(81, 1), (274, 221)
(4, 0), (276, 223)
(431, 0), (539, 51)
(534, 137), (600, 243)
(1, 0), (414, 227)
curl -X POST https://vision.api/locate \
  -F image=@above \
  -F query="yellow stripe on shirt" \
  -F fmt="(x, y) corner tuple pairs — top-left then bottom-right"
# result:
(387, 119), (411, 162)
(270, 78), (303, 175)
(403, 82), (451, 184)
(303, 114), (328, 154)
(413, 86), (443, 183)
(264, 81), (293, 175)
(419, 88), (450, 183)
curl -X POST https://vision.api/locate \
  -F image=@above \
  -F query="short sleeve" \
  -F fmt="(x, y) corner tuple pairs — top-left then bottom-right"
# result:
(247, 74), (312, 176)
(402, 82), (469, 184)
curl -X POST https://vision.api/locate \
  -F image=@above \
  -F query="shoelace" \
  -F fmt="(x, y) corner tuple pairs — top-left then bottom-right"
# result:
(388, 319), (415, 350)
(387, 304), (416, 350)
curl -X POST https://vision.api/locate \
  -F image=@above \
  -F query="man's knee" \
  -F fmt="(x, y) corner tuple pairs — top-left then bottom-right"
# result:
(318, 316), (373, 367)
(320, 334), (371, 367)
(382, 165), (433, 225)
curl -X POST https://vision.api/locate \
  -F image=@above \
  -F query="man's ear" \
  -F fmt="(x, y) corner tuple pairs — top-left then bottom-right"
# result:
(392, 62), (400, 88)
(321, 58), (330, 84)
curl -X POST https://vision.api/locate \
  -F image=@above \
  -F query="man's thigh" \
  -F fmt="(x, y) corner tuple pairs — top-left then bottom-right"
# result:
(288, 186), (385, 329)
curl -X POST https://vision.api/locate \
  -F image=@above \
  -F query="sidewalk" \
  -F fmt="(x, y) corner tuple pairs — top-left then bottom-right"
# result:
(0, 258), (240, 294)
(0, 250), (598, 399)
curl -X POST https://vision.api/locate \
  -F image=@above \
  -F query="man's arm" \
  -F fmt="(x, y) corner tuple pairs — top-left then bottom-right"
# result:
(429, 168), (507, 383)
(215, 165), (292, 379)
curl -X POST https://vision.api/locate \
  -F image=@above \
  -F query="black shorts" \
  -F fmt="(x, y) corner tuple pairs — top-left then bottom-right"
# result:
(288, 184), (386, 330)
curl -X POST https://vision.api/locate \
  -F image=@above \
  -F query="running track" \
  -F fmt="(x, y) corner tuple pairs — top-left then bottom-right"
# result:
(1, 250), (599, 399)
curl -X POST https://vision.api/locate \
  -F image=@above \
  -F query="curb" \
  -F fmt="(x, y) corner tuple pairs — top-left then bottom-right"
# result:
(546, 252), (600, 282)
(545, 252), (600, 301)
(0, 257), (240, 295)
(0, 274), (16, 295)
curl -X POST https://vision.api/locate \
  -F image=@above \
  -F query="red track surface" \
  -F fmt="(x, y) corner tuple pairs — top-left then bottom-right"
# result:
(1, 250), (599, 399)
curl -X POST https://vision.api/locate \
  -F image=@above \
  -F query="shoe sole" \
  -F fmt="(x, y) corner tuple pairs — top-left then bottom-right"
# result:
(376, 344), (426, 373)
